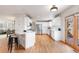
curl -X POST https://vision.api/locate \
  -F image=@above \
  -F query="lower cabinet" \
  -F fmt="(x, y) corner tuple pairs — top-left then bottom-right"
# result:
(18, 31), (35, 49)
(18, 34), (25, 48)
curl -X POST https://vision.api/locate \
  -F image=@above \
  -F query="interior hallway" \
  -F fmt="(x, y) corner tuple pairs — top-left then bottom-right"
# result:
(0, 35), (75, 53)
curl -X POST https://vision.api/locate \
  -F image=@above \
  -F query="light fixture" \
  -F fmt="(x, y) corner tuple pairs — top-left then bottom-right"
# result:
(50, 5), (58, 12)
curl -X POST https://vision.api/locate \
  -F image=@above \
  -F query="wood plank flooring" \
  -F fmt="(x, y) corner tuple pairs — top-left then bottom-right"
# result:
(0, 38), (8, 53)
(0, 35), (75, 53)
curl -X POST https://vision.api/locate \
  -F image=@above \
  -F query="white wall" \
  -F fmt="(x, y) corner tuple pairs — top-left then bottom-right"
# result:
(15, 16), (25, 34)
(60, 5), (79, 41)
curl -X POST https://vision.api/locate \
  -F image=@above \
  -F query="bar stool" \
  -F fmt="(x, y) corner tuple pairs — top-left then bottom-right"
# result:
(8, 34), (19, 53)
(8, 35), (13, 53)
(15, 37), (18, 48)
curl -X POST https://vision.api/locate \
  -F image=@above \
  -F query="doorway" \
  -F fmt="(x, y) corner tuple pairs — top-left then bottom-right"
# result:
(36, 24), (42, 34)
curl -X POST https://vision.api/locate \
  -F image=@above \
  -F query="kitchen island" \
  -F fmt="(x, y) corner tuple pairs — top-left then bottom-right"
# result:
(18, 31), (35, 49)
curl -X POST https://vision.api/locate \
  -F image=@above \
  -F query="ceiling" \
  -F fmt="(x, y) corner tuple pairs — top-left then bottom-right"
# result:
(0, 5), (71, 20)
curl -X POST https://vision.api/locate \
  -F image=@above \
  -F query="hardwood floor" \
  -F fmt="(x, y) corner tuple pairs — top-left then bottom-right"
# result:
(0, 35), (75, 53)
(0, 38), (8, 53)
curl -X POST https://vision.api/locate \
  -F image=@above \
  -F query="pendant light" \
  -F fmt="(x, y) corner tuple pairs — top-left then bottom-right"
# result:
(50, 5), (58, 12)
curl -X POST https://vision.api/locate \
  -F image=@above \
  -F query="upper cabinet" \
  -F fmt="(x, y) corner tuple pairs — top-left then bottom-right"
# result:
(24, 16), (32, 31)
(15, 16), (32, 34)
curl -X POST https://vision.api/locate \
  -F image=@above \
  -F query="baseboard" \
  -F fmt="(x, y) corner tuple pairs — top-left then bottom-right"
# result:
(59, 40), (66, 44)
(46, 34), (55, 41)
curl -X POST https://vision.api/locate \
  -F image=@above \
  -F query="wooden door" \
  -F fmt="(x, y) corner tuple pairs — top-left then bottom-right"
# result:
(73, 16), (78, 49)
(74, 15), (79, 51)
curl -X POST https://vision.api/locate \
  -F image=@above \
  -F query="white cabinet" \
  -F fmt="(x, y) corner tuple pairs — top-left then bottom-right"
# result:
(18, 31), (35, 49)
(18, 34), (25, 48)
(51, 28), (62, 41)
(53, 31), (62, 41)
(25, 31), (35, 48)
